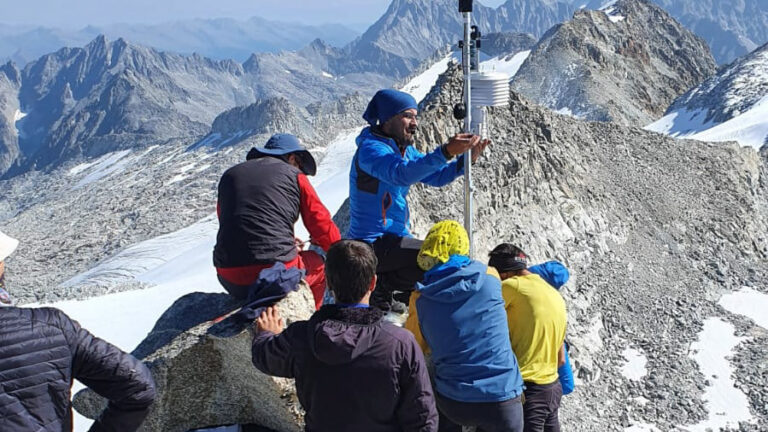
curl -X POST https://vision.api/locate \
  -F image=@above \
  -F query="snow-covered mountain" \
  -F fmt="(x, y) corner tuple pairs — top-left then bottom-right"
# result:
(0, 18), (360, 66)
(646, 43), (768, 150)
(577, 0), (768, 64)
(512, 0), (716, 126)
(0, 35), (389, 178)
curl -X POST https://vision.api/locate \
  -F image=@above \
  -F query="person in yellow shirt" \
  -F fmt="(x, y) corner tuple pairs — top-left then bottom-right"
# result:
(489, 243), (567, 432)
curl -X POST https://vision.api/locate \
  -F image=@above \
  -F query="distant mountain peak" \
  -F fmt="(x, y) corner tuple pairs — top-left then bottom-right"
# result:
(512, 0), (716, 125)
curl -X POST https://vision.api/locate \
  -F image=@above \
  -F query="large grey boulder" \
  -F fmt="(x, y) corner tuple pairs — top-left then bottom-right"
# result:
(73, 287), (315, 432)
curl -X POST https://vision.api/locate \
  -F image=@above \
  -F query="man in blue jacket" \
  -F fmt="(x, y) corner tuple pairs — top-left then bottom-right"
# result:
(348, 89), (488, 312)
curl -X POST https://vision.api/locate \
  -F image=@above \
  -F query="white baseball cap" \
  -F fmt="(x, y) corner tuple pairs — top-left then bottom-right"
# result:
(0, 231), (19, 262)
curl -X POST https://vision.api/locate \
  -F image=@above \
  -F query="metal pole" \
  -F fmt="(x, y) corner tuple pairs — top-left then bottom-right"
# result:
(461, 11), (474, 258)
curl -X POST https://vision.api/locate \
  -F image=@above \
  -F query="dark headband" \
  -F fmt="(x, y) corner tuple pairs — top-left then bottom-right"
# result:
(489, 253), (528, 273)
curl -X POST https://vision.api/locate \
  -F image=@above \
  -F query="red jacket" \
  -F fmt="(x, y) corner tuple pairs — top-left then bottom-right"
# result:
(214, 157), (340, 285)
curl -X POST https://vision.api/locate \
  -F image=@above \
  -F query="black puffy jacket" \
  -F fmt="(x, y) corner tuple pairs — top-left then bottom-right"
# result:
(0, 306), (156, 432)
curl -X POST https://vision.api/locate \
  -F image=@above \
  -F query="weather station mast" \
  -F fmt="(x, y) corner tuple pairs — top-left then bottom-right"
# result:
(456, 0), (510, 258)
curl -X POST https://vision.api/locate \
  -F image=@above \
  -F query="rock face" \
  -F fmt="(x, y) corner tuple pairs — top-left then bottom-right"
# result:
(479, 32), (538, 58)
(512, 0), (716, 126)
(410, 64), (768, 430)
(579, 0), (768, 64)
(339, 0), (574, 79)
(198, 93), (369, 150)
(642, 0), (767, 64)
(74, 287), (315, 431)
(0, 62), (21, 175)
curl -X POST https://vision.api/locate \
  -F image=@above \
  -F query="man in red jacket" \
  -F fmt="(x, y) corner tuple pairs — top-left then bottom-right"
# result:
(214, 133), (341, 309)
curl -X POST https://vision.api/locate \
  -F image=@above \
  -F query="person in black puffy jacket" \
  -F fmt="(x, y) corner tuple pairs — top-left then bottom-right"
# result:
(0, 230), (156, 432)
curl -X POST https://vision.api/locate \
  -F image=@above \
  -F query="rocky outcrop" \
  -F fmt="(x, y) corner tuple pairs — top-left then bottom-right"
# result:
(512, 0), (716, 126)
(479, 32), (537, 58)
(74, 288), (315, 431)
(0, 62), (21, 174)
(195, 93), (369, 151)
(411, 64), (768, 430)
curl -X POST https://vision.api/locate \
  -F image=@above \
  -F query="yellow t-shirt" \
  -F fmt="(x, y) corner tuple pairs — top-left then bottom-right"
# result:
(502, 273), (567, 385)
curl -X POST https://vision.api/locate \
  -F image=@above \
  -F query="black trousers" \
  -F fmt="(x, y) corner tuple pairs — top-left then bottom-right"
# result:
(436, 392), (524, 432)
(522, 381), (562, 432)
(369, 234), (424, 311)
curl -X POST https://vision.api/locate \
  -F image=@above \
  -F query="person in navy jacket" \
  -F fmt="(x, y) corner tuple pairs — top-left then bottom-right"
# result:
(252, 240), (438, 432)
(0, 231), (156, 432)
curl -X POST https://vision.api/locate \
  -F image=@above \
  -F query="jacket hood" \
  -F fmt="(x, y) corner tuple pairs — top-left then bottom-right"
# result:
(417, 260), (488, 303)
(308, 305), (386, 365)
(528, 261), (570, 289)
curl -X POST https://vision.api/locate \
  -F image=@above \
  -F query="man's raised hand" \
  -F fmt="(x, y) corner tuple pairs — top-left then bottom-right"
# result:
(444, 133), (481, 157)
(256, 306), (285, 334)
(471, 138), (491, 163)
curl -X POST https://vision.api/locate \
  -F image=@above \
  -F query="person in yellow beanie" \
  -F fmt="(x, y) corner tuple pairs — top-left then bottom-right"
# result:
(410, 221), (524, 432)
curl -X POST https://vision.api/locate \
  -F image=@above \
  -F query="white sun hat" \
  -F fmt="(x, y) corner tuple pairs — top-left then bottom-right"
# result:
(0, 231), (19, 262)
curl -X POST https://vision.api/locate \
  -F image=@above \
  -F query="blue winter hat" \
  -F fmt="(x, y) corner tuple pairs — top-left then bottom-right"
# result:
(529, 261), (570, 290)
(362, 89), (418, 126)
(246, 133), (317, 176)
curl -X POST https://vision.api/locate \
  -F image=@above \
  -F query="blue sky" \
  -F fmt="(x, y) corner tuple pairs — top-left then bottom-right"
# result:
(3, 0), (508, 29)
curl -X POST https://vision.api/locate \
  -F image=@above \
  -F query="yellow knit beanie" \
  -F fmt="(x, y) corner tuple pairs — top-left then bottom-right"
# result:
(417, 220), (470, 271)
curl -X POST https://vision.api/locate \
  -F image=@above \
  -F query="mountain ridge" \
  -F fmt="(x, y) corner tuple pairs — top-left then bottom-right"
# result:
(512, 0), (716, 126)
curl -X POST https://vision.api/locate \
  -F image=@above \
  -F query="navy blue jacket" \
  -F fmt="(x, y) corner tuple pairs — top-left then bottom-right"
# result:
(348, 127), (465, 242)
(252, 305), (438, 432)
(416, 259), (524, 403)
(0, 307), (156, 432)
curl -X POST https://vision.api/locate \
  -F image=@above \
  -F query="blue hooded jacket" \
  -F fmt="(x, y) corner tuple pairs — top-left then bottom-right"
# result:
(529, 261), (575, 395)
(348, 127), (465, 242)
(416, 258), (524, 403)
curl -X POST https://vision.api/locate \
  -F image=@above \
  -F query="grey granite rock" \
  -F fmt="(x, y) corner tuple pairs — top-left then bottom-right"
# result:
(73, 286), (315, 432)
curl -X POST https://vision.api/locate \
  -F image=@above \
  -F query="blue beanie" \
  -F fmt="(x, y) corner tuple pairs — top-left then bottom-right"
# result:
(362, 89), (418, 126)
